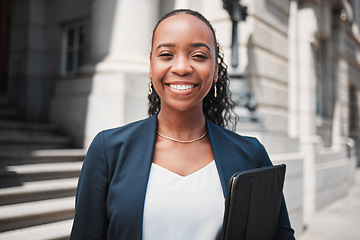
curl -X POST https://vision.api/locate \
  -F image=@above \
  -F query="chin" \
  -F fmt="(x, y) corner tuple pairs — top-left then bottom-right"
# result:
(175, 105), (203, 114)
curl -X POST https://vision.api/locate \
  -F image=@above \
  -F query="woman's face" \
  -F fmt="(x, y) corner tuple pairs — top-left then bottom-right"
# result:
(150, 14), (218, 113)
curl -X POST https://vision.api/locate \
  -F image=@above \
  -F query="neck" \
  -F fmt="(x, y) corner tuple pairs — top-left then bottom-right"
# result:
(157, 108), (206, 140)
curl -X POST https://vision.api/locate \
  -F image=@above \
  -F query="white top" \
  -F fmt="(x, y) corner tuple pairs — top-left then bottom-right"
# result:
(142, 160), (225, 240)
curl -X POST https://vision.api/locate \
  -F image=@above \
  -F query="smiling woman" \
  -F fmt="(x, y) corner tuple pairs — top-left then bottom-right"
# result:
(70, 9), (295, 240)
(148, 10), (236, 129)
(149, 13), (217, 117)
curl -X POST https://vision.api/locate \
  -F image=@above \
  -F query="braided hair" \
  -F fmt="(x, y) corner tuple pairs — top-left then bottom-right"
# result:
(148, 9), (238, 130)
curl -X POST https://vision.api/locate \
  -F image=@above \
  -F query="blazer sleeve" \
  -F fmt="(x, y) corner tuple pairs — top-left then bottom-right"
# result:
(70, 131), (109, 239)
(258, 142), (296, 240)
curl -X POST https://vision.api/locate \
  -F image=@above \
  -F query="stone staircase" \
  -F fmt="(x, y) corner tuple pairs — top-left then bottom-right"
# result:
(0, 95), (85, 239)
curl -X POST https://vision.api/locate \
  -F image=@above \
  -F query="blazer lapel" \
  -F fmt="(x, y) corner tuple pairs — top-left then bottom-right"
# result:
(115, 114), (157, 240)
(132, 114), (158, 211)
(206, 119), (250, 198)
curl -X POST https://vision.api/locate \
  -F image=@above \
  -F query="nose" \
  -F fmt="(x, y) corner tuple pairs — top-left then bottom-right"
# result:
(170, 55), (192, 76)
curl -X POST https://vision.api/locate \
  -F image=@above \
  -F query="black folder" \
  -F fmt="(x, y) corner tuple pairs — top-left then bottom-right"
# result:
(218, 164), (286, 240)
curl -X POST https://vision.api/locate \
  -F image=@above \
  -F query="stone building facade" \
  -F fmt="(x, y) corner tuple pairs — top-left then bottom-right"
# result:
(1, 0), (359, 237)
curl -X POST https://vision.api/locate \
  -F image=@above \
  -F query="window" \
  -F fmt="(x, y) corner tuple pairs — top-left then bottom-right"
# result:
(349, 0), (360, 30)
(313, 42), (323, 116)
(349, 85), (359, 135)
(314, 37), (334, 119)
(61, 22), (85, 77)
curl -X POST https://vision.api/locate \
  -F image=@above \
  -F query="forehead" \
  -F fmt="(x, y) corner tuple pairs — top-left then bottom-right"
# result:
(152, 14), (216, 48)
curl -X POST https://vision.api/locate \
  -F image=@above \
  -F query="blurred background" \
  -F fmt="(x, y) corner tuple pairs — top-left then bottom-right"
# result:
(0, 0), (359, 239)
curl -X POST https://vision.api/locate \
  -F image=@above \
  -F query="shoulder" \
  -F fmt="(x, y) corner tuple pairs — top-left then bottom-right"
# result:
(207, 120), (261, 148)
(85, 115), (157, 170)
(93, 115), (156, 145)
(87, 115), (156, 156)
(207, 120), (271, 167)
(103, 115), (155, 137)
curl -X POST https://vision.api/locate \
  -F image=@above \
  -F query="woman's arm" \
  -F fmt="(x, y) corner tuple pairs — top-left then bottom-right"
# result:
(277, 197), (296, 239)
(70, 131), (109, 239)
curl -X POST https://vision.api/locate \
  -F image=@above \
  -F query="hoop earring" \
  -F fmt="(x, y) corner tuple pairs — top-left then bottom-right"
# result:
(148, 81), (153, 95)
(214, 83), (217, 98)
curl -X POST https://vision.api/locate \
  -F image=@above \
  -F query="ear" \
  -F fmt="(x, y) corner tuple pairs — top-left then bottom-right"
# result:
(148, 54), (153, 79)
(214, 63), (219, 83)
(149, 66), (152, 80)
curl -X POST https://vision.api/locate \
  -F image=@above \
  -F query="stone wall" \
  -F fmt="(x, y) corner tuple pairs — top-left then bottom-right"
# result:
(6, 0), (359, 237)
(8, 0), (91, 122)
(272, 153), (303, 237)
(203, 0), (304, 236)
(50, 0), (158, 147)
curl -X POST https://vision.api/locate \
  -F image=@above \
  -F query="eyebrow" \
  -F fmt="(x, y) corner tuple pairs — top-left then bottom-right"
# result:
(190, 43), (211, 52)
(155, 42), (211, 52)
(156, 43), (175, 50)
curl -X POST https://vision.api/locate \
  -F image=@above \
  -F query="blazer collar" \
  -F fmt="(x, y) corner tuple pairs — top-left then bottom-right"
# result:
(136, 114), (239, 198)
(132, 115), (233, 240)
(206, 119), (232, 197)
(142, 115), (232, 197)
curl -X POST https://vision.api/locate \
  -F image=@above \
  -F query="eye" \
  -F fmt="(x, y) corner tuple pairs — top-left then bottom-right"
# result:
(192, 52), (208, 60)
(158, 51), (173, 58)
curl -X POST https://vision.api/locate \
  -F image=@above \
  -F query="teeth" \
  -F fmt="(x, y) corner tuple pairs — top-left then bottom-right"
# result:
(168, 84), (195, 90)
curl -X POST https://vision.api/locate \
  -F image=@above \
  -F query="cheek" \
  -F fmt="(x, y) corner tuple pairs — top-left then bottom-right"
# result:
(199, 64), (215, 84)
(150, 61), (167, 80)
(149, 62), (166, 93)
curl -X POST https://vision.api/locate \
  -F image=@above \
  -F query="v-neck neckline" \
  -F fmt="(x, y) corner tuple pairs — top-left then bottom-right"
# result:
(151, 160), (215, 178)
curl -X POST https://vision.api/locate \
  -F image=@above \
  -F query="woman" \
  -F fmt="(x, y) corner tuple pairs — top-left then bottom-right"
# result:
(70, 9), (295, 240)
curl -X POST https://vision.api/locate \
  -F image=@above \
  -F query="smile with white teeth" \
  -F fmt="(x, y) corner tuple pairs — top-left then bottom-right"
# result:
(168, 84), (196, 91)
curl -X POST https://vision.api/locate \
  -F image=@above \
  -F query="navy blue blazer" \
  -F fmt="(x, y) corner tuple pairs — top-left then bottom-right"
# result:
(70, 114), (295, 239)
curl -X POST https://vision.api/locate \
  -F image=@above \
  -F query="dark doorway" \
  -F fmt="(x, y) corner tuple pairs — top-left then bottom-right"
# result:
(0, 0), (11, 93)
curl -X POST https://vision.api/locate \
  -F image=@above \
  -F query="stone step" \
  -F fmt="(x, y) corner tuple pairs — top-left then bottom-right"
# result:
(317, 148), (348, 164)
(0, 149), (85, 166)
(0, 95), (9, 106)
(0, 219), (73, 240)
(0, 197), (75, 232)
(0, 95), (20, 121)
(0, 178), (78, 205)
(0, 135), (72, 151)
(0, 162), (83, 187)
(0, 120), (59, 136)
(0, 107), (19, 121)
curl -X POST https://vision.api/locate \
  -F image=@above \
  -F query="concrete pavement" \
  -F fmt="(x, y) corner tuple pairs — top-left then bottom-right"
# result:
(298, 168), (360, 240)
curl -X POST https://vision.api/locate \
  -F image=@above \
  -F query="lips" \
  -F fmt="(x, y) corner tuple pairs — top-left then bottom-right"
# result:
(167, 84), (196, 91)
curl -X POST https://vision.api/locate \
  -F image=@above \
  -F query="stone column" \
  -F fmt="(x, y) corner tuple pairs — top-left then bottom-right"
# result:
(51, 0), (160, 147)
(332, 12), (348, 151)
(83, 0), (160, 147)
(8, 0), (47, 121)
(354, 0), (360, 34)
(288, 0), (299, 138)
(297, 5), (322, 215)
(89, 0), (158, 64)
(175, 0), (190, 9)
